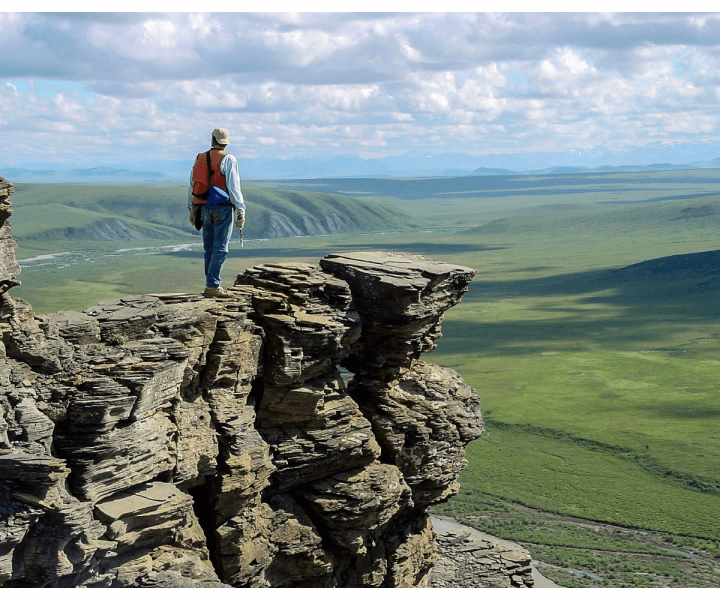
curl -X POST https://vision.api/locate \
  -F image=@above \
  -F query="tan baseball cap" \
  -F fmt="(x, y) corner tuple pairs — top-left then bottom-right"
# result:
(212, 127), (230, 145)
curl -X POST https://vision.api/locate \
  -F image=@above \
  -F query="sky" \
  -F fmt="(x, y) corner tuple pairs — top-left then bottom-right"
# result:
(3, 8), (720, 167)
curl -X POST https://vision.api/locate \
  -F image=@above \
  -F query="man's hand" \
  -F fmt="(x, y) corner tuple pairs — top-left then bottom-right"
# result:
(235, 214), (245, 231)
(189, 205), (203, 230)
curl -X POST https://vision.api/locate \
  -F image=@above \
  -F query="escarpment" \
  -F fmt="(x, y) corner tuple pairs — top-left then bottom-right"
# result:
(0, 175), (512, 587)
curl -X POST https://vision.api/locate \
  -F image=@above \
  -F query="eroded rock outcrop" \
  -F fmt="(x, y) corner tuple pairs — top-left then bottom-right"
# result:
(429, 516), (534, 588)
(0, 179), (20, 295)
(0, 175), (506, 587)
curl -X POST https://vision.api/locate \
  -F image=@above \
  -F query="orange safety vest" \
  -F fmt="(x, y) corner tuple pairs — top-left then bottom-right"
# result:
(191, 148), (228, 204)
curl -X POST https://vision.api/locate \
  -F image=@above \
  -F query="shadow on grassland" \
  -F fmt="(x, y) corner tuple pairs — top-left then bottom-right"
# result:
(438, 249), (720, 357)
(163, 242), (505, 261)
(438, 313), (704, 358)
(477, 249), (720, 305)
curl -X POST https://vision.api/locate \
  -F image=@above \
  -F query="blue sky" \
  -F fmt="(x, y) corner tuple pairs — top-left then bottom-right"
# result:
(3, 9), (720, 167)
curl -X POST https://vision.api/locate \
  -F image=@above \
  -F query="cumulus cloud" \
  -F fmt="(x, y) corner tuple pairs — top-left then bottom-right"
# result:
(2, 12), (720, 164)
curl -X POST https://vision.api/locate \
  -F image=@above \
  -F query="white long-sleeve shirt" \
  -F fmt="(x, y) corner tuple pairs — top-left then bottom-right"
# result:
(188, 152), (246, 216)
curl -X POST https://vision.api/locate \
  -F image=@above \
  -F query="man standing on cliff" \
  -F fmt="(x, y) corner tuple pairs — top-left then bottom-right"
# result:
(188, 127), (246, 298)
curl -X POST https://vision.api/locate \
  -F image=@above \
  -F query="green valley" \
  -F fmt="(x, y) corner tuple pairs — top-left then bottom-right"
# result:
(9, 182), (420, 257)
(7, 169), (720, 587)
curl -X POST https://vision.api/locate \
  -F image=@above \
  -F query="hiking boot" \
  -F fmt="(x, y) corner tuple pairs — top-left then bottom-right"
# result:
(203, 286), (234, 298)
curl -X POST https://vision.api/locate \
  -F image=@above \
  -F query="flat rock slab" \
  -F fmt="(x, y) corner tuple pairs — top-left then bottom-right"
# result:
(320, 251), (475, 291)
(95, 481), (183, 522)
(429, 515), (561, 588)
(322, 250), (473, 274)
(44, 310), (101, 345)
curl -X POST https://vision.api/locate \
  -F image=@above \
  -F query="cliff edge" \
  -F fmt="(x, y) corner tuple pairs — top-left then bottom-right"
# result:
(0, 176), (520, 587)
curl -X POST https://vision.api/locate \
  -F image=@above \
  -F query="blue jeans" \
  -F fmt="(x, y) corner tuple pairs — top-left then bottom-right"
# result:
(202, 203), (234, 289)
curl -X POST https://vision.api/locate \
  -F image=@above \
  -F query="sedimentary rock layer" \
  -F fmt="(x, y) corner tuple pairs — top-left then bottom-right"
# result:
(320, 251), (475, 371)
(430, 516), (533, 588)
(0, 178), (19, 295)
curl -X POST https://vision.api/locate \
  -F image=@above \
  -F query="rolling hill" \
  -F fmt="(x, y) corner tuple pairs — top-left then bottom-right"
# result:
(9, 183), (422, 256)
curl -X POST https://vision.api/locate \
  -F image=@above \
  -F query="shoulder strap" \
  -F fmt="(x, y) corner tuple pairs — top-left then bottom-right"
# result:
(206, 150), (213, 179)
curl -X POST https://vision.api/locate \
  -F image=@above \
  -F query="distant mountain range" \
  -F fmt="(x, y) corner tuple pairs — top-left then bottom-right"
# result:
(4, 143), (720, 183)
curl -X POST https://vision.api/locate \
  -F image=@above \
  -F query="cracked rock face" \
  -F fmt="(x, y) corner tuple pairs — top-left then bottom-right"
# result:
(0, 177), (495, 588)
(348, 361), (484, 506)
(0, 179), (19, 295)
(429, 517), (534, 588)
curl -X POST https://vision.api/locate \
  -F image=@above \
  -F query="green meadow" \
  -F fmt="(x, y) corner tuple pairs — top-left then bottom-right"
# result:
(8, 170), (720, 586)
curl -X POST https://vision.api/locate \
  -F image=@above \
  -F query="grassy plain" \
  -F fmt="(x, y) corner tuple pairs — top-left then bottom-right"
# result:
(420, 183), (720, 586)
(8, 170), (720, 586)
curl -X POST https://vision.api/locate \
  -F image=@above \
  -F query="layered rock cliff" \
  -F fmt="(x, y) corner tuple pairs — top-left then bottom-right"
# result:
(0, 175), (493, 587)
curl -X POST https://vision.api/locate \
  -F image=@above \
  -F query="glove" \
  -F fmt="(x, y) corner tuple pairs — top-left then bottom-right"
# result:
(235, 214), (245, 231)
(190, 205), (203, 231)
